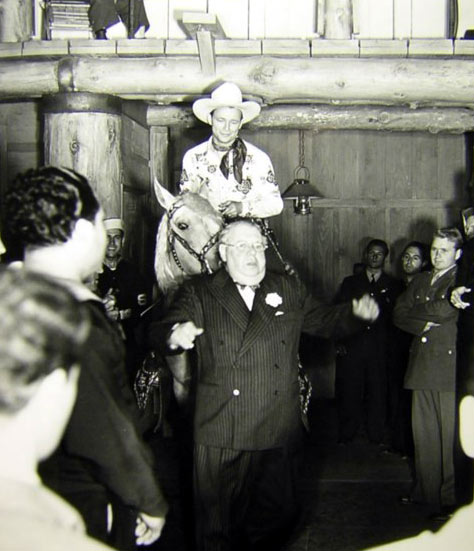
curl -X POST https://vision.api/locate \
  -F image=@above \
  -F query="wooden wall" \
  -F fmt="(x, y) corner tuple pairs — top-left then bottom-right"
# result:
(169, 125), (469, 396)
(0, 101), (41, 199)
(0, 98), (470, 395)
(171, 126), (469, 297)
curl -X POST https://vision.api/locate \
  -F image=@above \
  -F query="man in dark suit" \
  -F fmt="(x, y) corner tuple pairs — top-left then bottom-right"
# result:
(4, 167), (167, 550)
(335, 239), (404, 446)
(149, 219), (379, 551)
(394, 227), (462, 521)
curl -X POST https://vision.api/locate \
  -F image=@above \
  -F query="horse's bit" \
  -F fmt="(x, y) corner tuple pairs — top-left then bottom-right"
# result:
(167, 202), (221, 275)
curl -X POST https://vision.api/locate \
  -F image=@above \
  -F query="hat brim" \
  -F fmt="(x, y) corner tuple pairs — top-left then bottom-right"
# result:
(193, 98), (261, 125)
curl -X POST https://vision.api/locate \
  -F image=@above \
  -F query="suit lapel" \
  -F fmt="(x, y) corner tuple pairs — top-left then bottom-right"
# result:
(208, 269), (250, 332)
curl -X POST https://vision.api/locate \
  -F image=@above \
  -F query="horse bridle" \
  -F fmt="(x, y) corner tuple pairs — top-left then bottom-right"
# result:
(167, 202), (221, 275)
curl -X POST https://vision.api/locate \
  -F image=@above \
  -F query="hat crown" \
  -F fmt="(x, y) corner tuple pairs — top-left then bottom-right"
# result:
(211, 82), (243, 106)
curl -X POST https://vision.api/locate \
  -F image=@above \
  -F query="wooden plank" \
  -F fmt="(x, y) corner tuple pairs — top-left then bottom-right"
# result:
(393, 0), (412, 40)
(143, 0), (169, 39)
(249, 0), (265, 39)
(411, 133), (439, 200)
(385, 133), (414, 200)
(311, 38), (359, 57)
(168, 0), (207, 39)
(209, 0), (249, 39)
(214, 40), (261, 55)
(23, 40), (68, 56)
(412, 0), (448, 38)
(165, 39), (198, 54)
(117, 38), (165, 56)
(324, 0), (352, 39)
(263, 0), (316, 39)
(262, 39), (310, 55)
(408, 39), (454, 56)
(360, 39), (408, 57)
(436, 133), (466, 201)
(357, 0), (394, 39)
(457, 0), (474, 38)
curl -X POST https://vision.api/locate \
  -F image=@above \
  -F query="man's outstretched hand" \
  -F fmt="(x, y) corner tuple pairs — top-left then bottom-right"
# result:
(352, 294), (380, 322)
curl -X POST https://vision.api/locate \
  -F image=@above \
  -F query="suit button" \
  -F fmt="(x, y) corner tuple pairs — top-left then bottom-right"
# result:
(448, 349), (453, 355)
(426, 297), (430, 301)
(421, 336), (427, 343)
(233, 389), (240, 396)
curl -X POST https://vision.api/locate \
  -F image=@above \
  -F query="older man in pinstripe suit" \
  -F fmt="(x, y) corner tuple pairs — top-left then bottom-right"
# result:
(150, 220), (379, 551)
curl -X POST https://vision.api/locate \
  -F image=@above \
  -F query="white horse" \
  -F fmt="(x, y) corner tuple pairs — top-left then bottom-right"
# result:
(153, 179), (224, 403)
(153, 179), (224, 295)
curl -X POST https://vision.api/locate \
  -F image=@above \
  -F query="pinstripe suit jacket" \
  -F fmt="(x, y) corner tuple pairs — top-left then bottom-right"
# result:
(151, 269), (359, 451)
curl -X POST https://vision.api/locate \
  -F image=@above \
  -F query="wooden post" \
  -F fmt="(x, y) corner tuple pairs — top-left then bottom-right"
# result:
(0, 0), (33, 42)
(42, 93), (123, 218)
(324, 0), (353, 39)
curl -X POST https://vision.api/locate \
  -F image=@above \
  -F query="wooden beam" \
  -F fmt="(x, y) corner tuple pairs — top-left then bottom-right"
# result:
(1, 56), (474, 110)
(146, 104), (474, 133)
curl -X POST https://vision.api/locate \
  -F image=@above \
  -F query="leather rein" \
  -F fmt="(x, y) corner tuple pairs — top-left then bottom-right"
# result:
(167, 202), (220, 275)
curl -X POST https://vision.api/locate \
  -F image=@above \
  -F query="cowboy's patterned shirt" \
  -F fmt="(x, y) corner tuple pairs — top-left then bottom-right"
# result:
(180, 137), (283, 218)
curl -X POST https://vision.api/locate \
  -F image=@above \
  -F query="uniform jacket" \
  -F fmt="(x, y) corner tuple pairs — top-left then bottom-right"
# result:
(393, 267), (459, 392)
(150, 269), (362, 451)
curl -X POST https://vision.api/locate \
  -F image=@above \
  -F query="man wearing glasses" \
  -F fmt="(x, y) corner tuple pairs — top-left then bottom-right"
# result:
(149, 219), (380, 551)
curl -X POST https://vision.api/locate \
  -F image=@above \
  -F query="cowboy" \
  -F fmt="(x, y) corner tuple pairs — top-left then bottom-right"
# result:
(180, 82), (283, 220)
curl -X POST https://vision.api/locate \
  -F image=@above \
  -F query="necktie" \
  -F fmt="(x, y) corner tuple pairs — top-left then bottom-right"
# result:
(219, 138), (247, 184)
(370, 274), (376, 284)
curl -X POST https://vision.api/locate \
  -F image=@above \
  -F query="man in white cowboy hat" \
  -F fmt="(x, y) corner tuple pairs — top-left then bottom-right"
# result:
(180, 82), (283, 220)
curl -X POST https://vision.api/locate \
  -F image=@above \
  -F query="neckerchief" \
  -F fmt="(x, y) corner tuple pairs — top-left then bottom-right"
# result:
(219, 138), (247, 184)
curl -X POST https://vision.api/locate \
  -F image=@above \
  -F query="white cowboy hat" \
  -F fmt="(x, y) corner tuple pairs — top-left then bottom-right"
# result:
(193, 82), (261, 125)
(104, 217), (124, 232)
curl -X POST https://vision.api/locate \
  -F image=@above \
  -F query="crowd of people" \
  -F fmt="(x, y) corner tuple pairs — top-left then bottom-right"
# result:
(0, 82), (473, 551)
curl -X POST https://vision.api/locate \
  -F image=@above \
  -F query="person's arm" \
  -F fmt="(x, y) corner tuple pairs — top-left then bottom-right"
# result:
(393, 278), (430, 336)
(148, 280), (203, 355)
(240, 149), (283, 218)
(63, 332), (168, 520)
(301, 278), (378, 340)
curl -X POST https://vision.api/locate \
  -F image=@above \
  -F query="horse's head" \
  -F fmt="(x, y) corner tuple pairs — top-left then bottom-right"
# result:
(154, 180), (224, 293)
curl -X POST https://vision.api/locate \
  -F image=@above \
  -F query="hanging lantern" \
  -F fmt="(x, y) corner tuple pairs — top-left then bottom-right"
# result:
(282, 130), (322, 215)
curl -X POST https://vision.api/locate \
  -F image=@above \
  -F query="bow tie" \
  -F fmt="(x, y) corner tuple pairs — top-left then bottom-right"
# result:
(236, 283), (259, 291)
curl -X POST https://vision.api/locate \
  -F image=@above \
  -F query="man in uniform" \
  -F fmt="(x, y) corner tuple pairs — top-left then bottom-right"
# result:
(394, 227), (462, 521)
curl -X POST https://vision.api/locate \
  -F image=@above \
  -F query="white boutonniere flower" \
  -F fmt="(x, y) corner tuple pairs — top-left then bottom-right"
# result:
(265, 292), (283, 308)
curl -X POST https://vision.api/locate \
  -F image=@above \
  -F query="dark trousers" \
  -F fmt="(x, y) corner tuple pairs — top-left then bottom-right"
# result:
(411, 389), (456, 509)
(193, 444), (301, 551)
(336, 346), (387, 443)
(88, 0), (149, 32)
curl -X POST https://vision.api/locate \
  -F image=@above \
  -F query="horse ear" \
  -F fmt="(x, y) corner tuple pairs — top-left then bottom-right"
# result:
(154, 178), (175, 210)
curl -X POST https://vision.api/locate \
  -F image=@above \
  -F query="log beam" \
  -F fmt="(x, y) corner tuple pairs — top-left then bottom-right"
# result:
(144, 104), (474, 134)
(2, 55), (474, 122)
